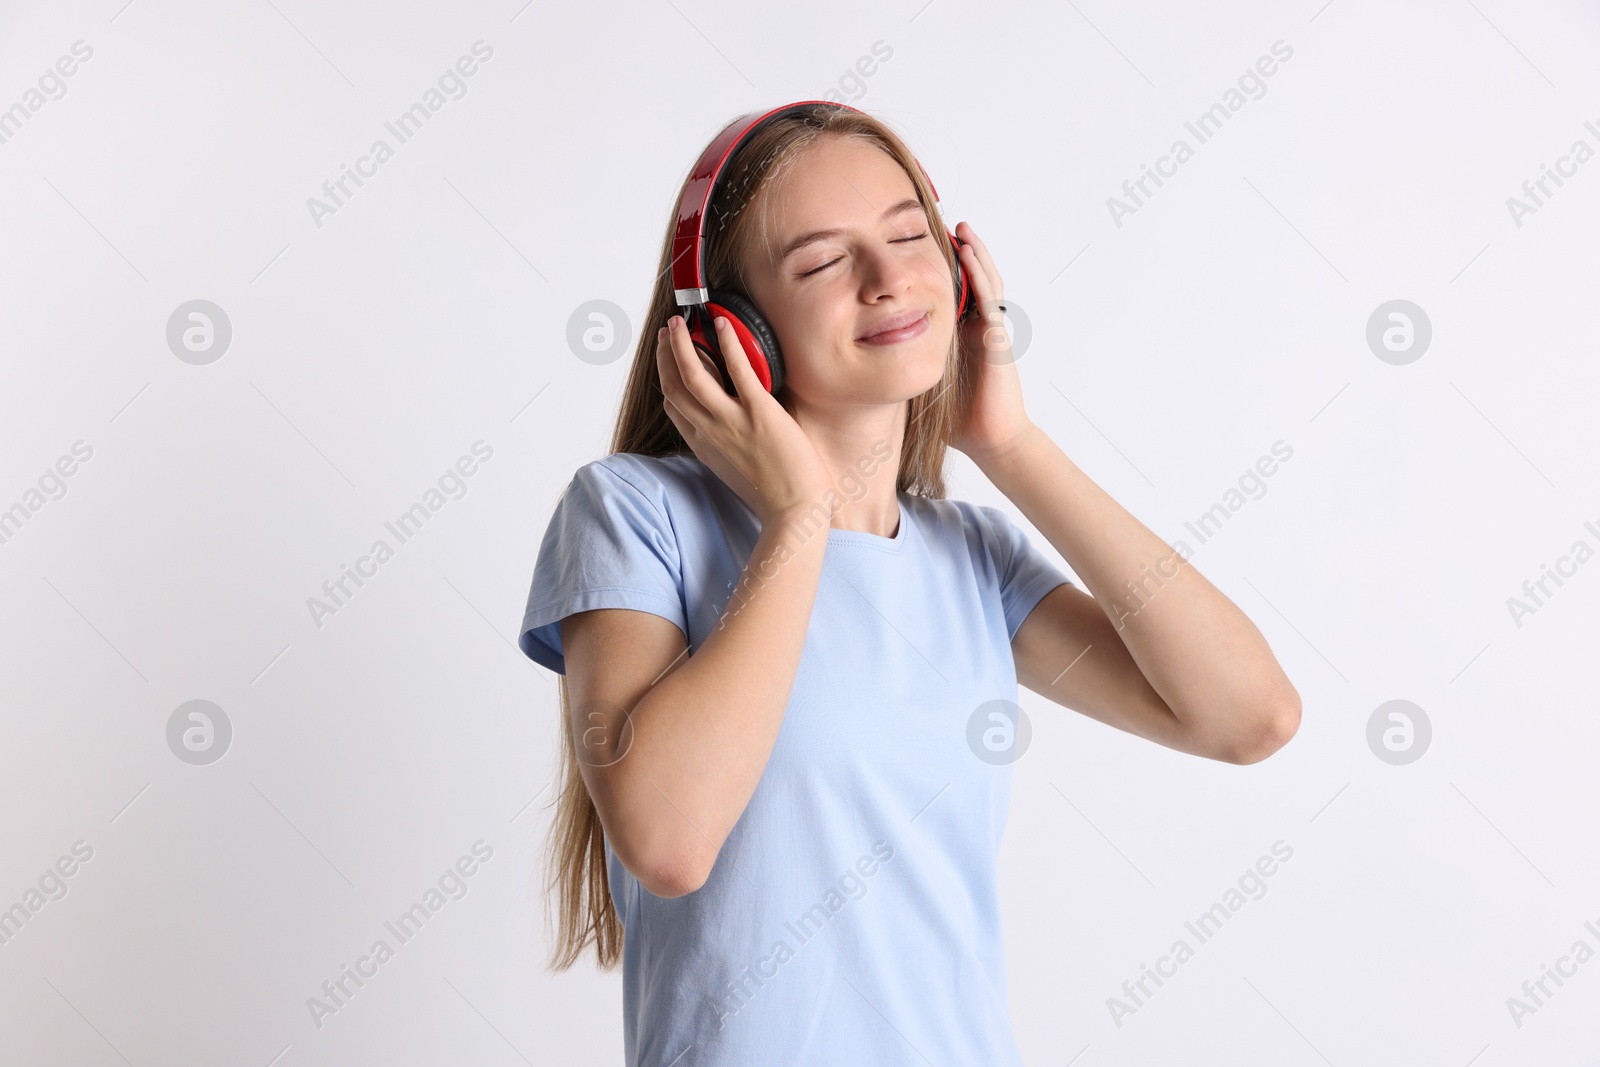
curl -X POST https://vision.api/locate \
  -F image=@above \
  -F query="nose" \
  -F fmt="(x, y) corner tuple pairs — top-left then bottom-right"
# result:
(859, 241), (914, 302)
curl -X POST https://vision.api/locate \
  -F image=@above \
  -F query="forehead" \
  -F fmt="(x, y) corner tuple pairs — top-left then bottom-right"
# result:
(776, 134), (914, 211)
(750, 134), (922, 254)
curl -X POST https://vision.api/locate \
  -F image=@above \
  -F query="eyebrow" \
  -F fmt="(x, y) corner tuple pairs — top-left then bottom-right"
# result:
(777, 197), (927, 262)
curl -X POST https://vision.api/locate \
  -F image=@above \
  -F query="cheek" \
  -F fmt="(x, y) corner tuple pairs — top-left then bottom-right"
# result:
(925, 255), (957, 300)
(774, 286), (850, 345)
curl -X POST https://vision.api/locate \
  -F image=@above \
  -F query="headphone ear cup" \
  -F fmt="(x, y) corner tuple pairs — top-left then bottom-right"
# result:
(694, 289), (784, 396)
(948, 231), (973, 321)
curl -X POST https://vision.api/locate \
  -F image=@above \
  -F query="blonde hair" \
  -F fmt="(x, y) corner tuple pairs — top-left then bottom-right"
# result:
(543, 102), (976, 971)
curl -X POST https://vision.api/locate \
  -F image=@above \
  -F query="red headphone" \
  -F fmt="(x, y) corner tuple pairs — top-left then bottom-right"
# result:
(670, 100), (975, 397)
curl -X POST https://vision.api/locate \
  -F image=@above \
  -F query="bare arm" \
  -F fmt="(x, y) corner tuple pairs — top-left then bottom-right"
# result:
(560, 506), (828, 898)
(983, 424), (1301, 764)
(943, 221), (1296, 763)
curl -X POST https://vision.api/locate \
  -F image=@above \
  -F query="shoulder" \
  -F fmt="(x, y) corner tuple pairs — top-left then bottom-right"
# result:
(560, 452), (732, 550)
(907, 494), (1026, 571)
(907, 494), (1011, 542)
(568, 451), (709, 510)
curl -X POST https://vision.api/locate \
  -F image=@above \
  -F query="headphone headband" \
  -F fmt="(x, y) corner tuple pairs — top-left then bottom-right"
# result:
(670, 100), (945, 309)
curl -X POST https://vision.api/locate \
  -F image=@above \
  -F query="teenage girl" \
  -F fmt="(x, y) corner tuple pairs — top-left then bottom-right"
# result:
(518, 101), (1300, 1066)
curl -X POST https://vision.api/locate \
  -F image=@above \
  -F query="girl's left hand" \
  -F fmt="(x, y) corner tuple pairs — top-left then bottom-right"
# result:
(951, 221), (1033, 465)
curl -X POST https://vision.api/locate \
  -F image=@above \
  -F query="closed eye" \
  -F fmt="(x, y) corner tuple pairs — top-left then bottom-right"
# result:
(798, 232), (931, 278)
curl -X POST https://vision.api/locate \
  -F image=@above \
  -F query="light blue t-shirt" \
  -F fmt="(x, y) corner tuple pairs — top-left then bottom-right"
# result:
(518, 450), (1073, 1066)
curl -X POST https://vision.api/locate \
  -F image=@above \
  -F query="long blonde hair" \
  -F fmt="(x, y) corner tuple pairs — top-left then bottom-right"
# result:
(543, 102), (976, 971)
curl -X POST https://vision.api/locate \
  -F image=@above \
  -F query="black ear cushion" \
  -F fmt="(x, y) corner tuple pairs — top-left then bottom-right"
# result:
(707, 288), (784, 395)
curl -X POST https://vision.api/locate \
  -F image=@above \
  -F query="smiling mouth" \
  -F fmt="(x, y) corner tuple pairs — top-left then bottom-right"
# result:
(858, 312), (930, 346)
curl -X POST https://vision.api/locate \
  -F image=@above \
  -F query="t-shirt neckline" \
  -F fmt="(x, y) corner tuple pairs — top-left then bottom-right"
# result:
(826, 495), (910, 553)
(675, 452), (911, 555)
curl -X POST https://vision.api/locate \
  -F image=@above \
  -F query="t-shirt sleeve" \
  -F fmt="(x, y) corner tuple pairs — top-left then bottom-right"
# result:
(976, 504), (1074, 641)
(517, 459), (688, 674)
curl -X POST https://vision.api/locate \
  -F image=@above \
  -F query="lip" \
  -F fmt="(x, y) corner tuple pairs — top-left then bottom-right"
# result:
(857, 309), (930, 345)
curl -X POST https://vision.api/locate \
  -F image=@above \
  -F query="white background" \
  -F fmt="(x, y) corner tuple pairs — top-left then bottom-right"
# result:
(2, 0), (1598, 1063)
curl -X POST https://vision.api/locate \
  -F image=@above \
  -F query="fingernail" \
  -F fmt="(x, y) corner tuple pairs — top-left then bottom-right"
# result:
(714, 316), (728, 330)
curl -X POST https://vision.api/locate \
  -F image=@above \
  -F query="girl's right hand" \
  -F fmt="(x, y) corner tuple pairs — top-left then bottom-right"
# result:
(656, 313), (834, 528)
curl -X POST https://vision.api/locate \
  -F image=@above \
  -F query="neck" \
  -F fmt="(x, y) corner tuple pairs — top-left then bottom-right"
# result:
(787, 400), (905, 537)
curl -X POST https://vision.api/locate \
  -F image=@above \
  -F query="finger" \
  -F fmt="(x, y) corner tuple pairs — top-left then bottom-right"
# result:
(663, 384), (746, 498)
(657, 328), (712, 447)
(662, 393), (692, 439)
(963, 273), (1012, 354)
(713, 315), (762, 400)
(669, 314), (739, 418)
(655, 324), (685, 399)
(659, 318), (716, 428)
(663, 381), (715, 454)
(957, 221), (1004, 296)
(958, 240), (997, 308)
